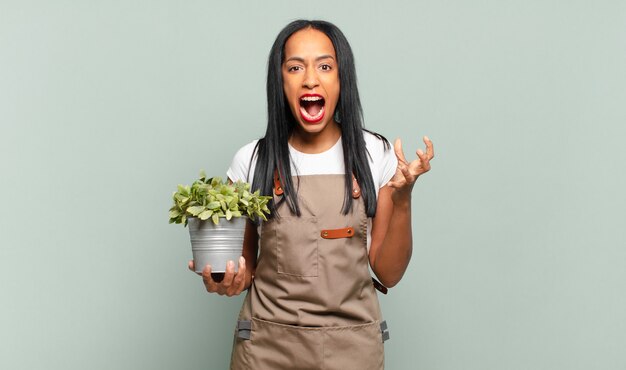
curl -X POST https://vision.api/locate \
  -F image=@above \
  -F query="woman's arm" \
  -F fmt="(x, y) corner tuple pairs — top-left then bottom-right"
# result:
(369, 136), (434, 288)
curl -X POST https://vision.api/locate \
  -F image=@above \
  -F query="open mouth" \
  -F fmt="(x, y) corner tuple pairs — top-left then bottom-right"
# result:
(299, 94), (325, 123)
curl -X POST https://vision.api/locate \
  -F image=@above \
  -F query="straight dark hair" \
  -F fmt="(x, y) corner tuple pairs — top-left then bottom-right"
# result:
(250, 19), (389, 218)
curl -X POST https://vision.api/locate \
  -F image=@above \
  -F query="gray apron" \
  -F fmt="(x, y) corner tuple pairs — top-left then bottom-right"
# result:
(230, 174), (388, 369)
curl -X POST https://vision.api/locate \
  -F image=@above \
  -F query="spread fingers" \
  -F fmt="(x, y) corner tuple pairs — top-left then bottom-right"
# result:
(424, 136), (434, 160)
(394, 138), (409, 165)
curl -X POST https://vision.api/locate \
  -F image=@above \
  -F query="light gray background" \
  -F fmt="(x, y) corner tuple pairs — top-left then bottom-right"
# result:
(1, 1), (625, 369)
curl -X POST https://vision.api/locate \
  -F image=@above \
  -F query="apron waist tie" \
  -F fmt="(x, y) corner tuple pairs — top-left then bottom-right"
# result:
(372, 278), (388, 294)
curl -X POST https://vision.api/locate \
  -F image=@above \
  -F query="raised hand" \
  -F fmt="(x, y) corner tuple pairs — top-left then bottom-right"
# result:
(387, 136), (434, 201)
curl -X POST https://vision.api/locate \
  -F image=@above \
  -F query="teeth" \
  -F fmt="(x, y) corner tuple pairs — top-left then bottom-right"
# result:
(300, 105), (325, 121)
(301, 96), (323, 102)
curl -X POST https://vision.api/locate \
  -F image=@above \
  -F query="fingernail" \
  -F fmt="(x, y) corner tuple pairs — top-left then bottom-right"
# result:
(239, 256), (245, 265)
(228, 260), (234, 268)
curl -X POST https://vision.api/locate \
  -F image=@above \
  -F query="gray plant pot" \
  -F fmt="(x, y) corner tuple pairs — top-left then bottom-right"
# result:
(187, 216), (246, 274)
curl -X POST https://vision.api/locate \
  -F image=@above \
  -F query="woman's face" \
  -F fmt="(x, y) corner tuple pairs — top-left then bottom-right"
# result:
(282, 28), (340, 136)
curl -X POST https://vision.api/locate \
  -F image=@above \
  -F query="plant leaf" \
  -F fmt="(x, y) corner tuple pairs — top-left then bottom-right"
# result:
(187, 205), (205, 216)
(199, 210), (213, 220)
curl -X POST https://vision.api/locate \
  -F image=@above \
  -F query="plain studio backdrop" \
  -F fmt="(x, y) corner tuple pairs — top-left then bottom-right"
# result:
(1, 1), (625, 369)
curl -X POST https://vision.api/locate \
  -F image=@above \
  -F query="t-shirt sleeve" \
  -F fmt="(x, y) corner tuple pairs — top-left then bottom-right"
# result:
(226, 140), (258, 183)
(364, 131), (398, 192)
(379, 143), (397, 187)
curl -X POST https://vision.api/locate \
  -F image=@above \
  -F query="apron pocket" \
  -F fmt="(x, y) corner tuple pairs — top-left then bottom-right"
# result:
(275, 216), (319, 277)
(322, 321), (385, 370)
(245, 318), (384, 370)
(249, 318), (323, 370)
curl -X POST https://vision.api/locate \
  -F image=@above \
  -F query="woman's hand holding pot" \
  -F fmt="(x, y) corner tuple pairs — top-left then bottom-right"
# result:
(188, 257), (248, 297)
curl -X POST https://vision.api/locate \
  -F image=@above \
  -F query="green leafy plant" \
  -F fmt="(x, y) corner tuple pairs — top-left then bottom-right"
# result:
(169, 171), (271, 226)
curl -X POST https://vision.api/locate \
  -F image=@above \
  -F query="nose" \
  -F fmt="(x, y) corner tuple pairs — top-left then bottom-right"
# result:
(302, 69), (319, 89)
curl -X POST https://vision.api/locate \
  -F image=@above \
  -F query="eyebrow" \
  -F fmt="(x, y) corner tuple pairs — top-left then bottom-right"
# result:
(285, 55), (335, 63)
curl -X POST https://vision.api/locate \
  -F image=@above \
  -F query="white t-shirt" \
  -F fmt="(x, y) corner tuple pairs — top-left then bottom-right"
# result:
(226, 131), (398, 250)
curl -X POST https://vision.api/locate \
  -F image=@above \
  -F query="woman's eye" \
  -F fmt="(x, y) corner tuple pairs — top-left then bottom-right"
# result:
(288, 65), (302, 72)
(320, 64), (332, 71)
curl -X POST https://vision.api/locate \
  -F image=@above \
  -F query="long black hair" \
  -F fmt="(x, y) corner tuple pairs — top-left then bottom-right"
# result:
(250, 19), (389, 218)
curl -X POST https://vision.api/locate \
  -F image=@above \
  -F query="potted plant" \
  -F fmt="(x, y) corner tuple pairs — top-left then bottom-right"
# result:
(169, 171), (271, 279)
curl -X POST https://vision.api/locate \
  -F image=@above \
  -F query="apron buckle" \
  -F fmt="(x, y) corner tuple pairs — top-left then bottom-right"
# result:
(380, 320), (390, 342)
(237, 320), (251, 340)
